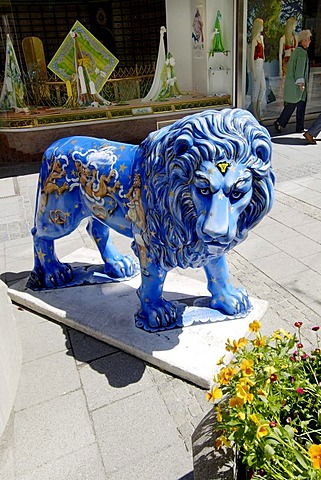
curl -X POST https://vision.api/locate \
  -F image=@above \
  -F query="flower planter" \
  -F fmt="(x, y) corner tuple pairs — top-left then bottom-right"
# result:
(193, 321), (321, 479)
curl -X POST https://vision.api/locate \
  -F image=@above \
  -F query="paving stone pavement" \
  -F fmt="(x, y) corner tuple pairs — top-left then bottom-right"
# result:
(1, 120), (321, 479)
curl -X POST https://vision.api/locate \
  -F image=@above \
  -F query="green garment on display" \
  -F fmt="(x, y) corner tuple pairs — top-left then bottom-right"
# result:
(48, 21), (118, 107)
(156, 53), (184, 101)
(0, 34), (28, 111)
(283, 45), (309, 104)
(209, 10), (225, 56)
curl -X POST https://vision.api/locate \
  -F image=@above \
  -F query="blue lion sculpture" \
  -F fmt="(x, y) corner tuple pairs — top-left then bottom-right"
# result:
(28, 108), (275, 332)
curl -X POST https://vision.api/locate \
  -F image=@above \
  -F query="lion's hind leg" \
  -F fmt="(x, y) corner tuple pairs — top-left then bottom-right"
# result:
(86, 218), (139, 279)
(27, 228), (73, 290)
(204, 255), (252, 316)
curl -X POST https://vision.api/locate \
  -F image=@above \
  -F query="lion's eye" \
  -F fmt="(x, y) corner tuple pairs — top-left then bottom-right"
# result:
(199, 187), (211, 196)
(230, 191), (243, 201)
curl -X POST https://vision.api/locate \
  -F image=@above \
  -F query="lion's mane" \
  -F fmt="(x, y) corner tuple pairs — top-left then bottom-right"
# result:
(134, 108), (275, 270)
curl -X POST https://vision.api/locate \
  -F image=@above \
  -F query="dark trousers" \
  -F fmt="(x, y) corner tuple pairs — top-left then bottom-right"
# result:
(277, 100), (307, 132)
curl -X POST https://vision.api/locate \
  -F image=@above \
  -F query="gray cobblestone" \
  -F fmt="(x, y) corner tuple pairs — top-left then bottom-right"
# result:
(177, 422), (195, 451)
(147, 364), (173, 385)
(0, 232), (9, 243)
(187, 402), (203, 418)
(172, 410), (189, 426)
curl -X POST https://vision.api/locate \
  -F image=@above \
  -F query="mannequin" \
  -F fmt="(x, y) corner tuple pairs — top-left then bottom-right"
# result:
(250, 18), (266, 121)
(279, 17), (298, 77)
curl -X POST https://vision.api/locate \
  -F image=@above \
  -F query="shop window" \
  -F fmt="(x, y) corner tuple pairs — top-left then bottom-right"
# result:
(244, 0), (321, 119)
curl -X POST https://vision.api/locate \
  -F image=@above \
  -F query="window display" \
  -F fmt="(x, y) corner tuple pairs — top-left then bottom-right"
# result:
(245, 0), (321, 121)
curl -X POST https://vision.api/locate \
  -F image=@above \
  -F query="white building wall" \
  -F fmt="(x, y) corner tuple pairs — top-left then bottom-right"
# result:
(165, 0), (193, 92)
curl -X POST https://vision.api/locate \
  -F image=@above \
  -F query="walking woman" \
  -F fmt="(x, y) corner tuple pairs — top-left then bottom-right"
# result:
(274, 30), (311, 134)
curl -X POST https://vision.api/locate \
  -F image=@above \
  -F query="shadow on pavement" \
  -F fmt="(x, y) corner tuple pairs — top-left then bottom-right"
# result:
(179, 472), (194, 480)
(0, 162), (41, 179)
(271, 136), (310, 146)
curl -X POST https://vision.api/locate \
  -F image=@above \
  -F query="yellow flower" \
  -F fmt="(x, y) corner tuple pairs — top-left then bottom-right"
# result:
(215, 435), (231, 450)
(271, 327), (293, 340)
(236, 383), (254, 404)
(238, 411), (246, 420)
(206, 385), (223, 402)
(271, 330), (283, 340)
(218, 366), (238, 385)
(240, 359), (254, 376)
(309, 444), (321, 469)
(264, 366), (276, 376)
(279, 328), (292, 339)
(257, 388), (268, 397)
(229, 396), (244, 407)
(225, 337), (248, 353)
(239, 377), (255, 387)
(250, 413), (260, 424)
(246, 392), (254, 404)
(249, 320), (261, 332)
(254, 336), (267, 347)
(237, 337), (248, 349)
(256, 423), (269, 439)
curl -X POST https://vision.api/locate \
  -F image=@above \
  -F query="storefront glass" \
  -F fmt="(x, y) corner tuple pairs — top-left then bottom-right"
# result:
(244, 0), (321, 121)
(0, 0), (168, 128)
(0, 0), (239, 130)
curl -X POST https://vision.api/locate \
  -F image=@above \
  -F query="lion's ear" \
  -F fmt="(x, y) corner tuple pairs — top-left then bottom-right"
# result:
(174, 133), (193, 156)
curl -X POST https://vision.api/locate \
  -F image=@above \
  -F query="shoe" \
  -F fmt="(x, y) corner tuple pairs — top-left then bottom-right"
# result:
(303, 131), (316, 144)
(274, 121), (282, 133)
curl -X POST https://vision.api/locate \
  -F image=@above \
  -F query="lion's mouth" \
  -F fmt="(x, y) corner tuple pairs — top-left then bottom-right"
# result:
(207, 243), (230, 255)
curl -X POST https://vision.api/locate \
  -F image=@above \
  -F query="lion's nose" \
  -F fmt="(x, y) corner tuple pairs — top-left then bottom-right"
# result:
(203, 195), (229, 238)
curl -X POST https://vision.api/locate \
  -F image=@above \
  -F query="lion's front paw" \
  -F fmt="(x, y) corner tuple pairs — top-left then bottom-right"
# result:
(135, 299), (179, 332)
(211, 286), (252, 316)
(104, 254), (139, 279)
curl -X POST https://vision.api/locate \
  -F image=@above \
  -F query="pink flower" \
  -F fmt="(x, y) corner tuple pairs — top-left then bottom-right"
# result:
(270, 374), (277, 382)
(294, 322), (303, 328)
(296, 387), (304, 395)
(297, 343), (304, 349)
(269, 421), (277, 428)
(312, 326), (320, 331)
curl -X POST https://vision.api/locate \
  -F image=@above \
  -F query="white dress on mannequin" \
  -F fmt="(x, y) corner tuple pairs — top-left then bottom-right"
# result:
(142, 26), (167, 102)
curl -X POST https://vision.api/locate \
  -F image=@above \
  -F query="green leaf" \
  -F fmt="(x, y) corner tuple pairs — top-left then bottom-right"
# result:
(284, 425), (295, 438)
(264, 443), (275, 459)
(293, 449), (310, 470)
(265, 436), (279, 446)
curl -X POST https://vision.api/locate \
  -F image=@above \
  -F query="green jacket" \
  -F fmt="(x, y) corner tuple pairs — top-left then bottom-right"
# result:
(283, 45), (309, 103)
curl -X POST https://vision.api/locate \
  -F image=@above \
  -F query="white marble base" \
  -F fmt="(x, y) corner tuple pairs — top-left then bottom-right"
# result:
(8, 248), (268, 388)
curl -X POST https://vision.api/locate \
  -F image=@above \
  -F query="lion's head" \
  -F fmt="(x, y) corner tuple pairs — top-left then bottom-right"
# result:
(134, 108), (274, 270)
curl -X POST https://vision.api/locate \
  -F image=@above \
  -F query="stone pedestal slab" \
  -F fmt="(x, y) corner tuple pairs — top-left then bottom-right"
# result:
(8, 248), (268, 388)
